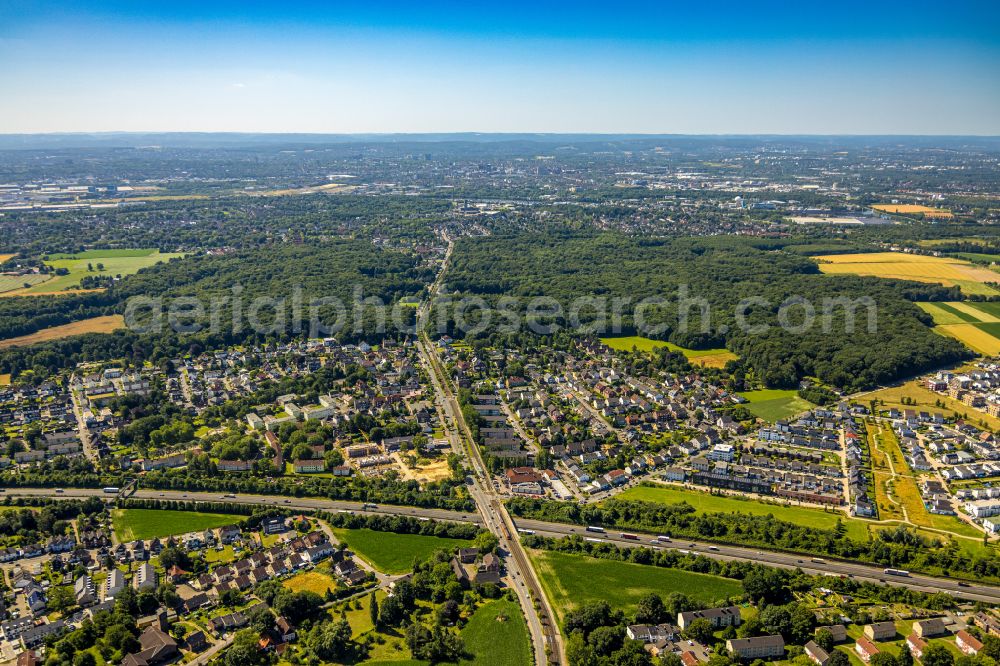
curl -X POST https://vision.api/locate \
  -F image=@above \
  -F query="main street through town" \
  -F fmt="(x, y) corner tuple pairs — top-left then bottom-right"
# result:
(414, 236), (563, 666)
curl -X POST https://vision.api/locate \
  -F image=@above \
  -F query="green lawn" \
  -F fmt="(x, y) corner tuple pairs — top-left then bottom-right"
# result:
(332, 528), (472, 575)
(738, 389), (813, 422)
(47, 249), (162, 259)
(530, 549), (743, 624)
(459, 599), (532, 666)
(112, 508), (242, 541)
(616, 484), (871, 541)
(347, 593), (529, 666)
(18, 249), (184, 294)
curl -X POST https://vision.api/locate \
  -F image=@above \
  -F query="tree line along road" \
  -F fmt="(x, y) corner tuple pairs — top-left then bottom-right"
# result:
(6, 487), (1000, 605)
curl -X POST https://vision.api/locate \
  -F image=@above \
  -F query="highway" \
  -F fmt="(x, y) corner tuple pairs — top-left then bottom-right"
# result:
(7, 486), (1000, 605)
(512, 519), (1000, 605)
(3, 487), (481, 525)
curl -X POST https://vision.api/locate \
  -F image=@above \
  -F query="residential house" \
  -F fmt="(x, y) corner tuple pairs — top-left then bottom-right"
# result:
(134, 562), (157, 592)
(864, 622), (896, 642)
(677, 607), (742, 630)
(906, 633), (927, 659)
(805, 641), (830, 666)
(913, 618), (947, 638)
(956, 630), (984, 656)
(726, 635), (785, 660)
(121, 626), (178, 666)
(855, 637), (880, 663)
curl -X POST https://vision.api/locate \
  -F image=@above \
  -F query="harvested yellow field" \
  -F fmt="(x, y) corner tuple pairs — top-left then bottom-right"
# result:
(936, 323), (1000, 355)
(916, 302), (966, 325)
(813, 252), (1000, 295)
(690, 351), (740, 368)
(0, 254), (15, 263)
(0, 287), (106, 298)
(948, 301), (1000, 322)
(872, 204), (954, 218)
(283, 571), (337, 595)
(0, 374), (9, 386)
(0, 315), (125, 349)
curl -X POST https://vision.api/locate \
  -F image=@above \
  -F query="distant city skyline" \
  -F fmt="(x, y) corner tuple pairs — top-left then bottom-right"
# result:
(2, 0), (999, 135)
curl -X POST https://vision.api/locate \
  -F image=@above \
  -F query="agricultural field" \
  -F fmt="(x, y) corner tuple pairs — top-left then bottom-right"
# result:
(617, 484), (871, 541)
(530, 549), (743, 624)
(331, 528), (472, 575)
(3, 248), (184, 296)
(812, 252), (999, 296)
(283, 570), (338, 596)
(0, 315), (125, 349)
(0, 274), (49, 294)
(738, 389), (814, 422)
(111, 508), (242, 541)
(0, 254), (15, 263)
(870, 204), (954, 218)
(600, 336), (738, 368)
(914, 301), (1000, 355)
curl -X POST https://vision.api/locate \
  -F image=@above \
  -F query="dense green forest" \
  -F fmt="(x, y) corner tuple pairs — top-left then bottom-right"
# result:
(436, 232), (969, 390)
(0, 240), (430, 379)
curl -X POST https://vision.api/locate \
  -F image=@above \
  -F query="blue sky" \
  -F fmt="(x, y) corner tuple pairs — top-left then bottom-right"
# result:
(1, 1), (999, 134)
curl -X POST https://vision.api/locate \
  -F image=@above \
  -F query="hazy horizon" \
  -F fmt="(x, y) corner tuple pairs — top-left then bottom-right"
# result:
(2, 1), (999, 135)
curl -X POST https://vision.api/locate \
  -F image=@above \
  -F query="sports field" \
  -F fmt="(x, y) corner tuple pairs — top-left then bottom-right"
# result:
(3, 248), (183, 296)
(332, 528), (472, 574)
(530, 549), (743, 624)
(738, 389), (814, 422)
(871, 204), (953, 218)
(812, 252), (999, 296)
(0, 315), (125, 349)
(111, 508), (242, 541)
(617, 484), (870, 541)
(600, 336), (738, 368)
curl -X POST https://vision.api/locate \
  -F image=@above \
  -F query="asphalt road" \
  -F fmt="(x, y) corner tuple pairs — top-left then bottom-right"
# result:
(8, 486), (999, 604)
(4, 486), (481, 525)
(512, 519), (1000, 605)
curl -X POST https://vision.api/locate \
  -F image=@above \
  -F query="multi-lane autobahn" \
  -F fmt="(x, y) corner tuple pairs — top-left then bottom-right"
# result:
(9, 486), (1000, 605)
